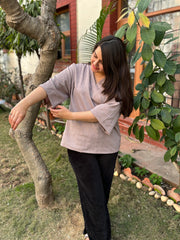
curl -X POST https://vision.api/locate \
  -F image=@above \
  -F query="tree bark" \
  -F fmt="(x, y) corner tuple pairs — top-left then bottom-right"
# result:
(17, 53), (25, 98)
(0, 0), (60, 208)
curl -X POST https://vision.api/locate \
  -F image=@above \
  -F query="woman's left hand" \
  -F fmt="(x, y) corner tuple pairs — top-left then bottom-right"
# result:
(49, 105), (71, 120)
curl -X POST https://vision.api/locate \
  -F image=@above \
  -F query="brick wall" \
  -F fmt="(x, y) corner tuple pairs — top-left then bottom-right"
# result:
(55, 0), (77, 73)
(102, 0), (118, 37)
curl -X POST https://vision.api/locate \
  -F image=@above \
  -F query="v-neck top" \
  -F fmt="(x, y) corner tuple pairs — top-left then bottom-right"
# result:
(40, 63), (121, 154)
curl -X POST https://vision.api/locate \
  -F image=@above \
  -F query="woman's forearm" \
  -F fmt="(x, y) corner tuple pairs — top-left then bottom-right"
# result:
(20, 86), (47, 109)
(9, 86), (47, 130)
(71, 111), (97, 122)
(50, 106), (98, 123)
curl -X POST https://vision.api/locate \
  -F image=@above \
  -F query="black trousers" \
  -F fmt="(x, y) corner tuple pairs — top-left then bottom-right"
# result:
(67, 149), (118, 240)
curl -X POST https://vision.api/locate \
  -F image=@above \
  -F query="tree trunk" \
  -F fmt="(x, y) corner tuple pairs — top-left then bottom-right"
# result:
(17, 53), (25, 98)
(0, 0), (60, 208)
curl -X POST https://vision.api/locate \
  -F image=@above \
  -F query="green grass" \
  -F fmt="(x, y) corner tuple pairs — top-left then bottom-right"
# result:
(0, 111), (180, 240)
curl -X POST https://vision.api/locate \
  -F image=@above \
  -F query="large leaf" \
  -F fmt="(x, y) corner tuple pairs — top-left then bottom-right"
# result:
(145, 125), (160, 141)
(141, 43), (152, 61)
(157, 72), (166, 86)
(143, 60), (153, 77)
(149, 73), (158, 84)
(173, 115), (180, 133)
(139, 126), (144, 142)
(161, 109), (172, 124)
(175, 132), (180, 143)
(154, 30), (165, 46)
(164, 60), (177, 75)
(126, 24), (137, 43)
(175, 64), (180, 74)
(151, 90), (164, 103)
(151, 119), (165, 130)
(154, 50), (167, 68)
(138, 0), (151, 13)
(134, 93), (142, 110)
(126, 39), (136, 53)
(148, 108), (161, 116)
(138, 13), (150, 28)
(128, 11), (135, 27)
(141, 26), (155, 45)
(161, 80), (175, 96)
(115, 23), (128, 39)
(142, 97), (150, 109)
(133, 124), (139, 139)
(130, 46), (141, 66)
(151, 22), (171, 32)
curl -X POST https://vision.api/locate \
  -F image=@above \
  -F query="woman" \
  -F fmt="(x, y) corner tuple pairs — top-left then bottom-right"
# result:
(9, 35), (133, 240)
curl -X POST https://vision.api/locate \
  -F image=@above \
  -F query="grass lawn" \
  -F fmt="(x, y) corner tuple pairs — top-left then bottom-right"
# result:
(0, 111), (180, 240)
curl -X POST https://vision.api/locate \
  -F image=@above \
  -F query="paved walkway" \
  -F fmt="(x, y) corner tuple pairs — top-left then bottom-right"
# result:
(120, 134), (179, 187)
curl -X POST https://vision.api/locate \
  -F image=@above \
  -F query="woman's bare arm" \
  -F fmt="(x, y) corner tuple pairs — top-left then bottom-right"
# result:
(9, 86), (47, 130)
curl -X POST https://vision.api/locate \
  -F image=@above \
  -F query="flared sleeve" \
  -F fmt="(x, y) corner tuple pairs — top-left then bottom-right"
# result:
(90, 99), (121, 135)
(40, 64), (75, 108)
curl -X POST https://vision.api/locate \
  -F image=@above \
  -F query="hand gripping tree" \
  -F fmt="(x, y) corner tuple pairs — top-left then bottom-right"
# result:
(0, 0), (60, 208)
(115, 0), (180, 186)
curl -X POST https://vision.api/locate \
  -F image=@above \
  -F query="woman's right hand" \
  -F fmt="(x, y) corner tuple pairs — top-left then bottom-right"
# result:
(9, 100), (28, 130)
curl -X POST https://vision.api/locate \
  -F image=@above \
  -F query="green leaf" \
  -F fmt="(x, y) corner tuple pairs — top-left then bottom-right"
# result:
(170, 146), (177, 157)
(154, 50), (167, 68)
(164, 139), (176, 148)
(157, 72), (166, 86)
(141, 43), (152, 61)
(154, 31), (165, 46)
(151, 119), (165, 130)
(175, 64), (180, 74)
(164, 150), (171, 162)
(134, 94), (142, 110)
(143, 60), (153, 77)
(149, 73), (158, 84)
(164, 60), (177, 75)
(143, 90), (149, 99)
(135, 83), (144, 91)
(148, 108), (161, 116)
(168, 75), (176, 82)
(126, 24), (137, 43)
(126, 39), (136, 53)
(128, 125), (133, 136)
(161, 109), (172, 124)
(173, 115), (180, 133)
(142, 98), (150, 109)
(145, 125), (160, 141)
(133, 124), (139, 139)
(166, 129), (175, 140)
(161, 81), (175, 96)
(175, 132), (180, 143)
(115, 23), (128, 39)
(138, 0), (151, 13)
(139, 126), (144, 142)
(151, 22), (171, 32)
(130, 46), (141, 66)
(141, 26), (155, 45)
(151, 90), (164, 103)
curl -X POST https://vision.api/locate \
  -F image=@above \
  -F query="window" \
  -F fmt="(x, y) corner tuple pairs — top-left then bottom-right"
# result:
(56, 9), (71, 59)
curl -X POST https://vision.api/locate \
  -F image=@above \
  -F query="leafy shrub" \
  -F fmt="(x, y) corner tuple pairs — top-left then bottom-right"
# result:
(0, 69), (20, 104)
(118, 153), (136, 168)
(53, 122), (65, 134)
(134, 166), (149, 177)
(149, 173), (162, 185)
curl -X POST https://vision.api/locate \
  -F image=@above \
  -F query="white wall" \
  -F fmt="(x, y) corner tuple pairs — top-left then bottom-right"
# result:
(77, 0), (102, 42)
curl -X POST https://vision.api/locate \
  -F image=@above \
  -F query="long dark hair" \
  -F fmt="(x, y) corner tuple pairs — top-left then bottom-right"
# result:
(93, 35), (133, 117)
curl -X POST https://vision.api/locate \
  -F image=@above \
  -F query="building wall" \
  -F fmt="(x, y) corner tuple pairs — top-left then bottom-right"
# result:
(77, 0), (102, 42)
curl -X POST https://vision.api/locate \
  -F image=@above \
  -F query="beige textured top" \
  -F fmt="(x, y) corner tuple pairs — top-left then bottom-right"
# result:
(40, 63), (121, 154)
